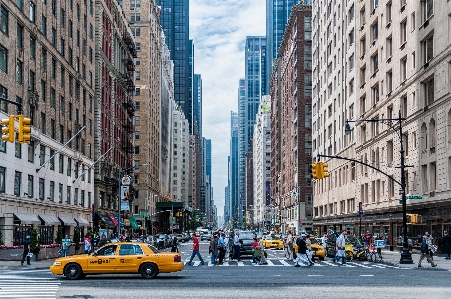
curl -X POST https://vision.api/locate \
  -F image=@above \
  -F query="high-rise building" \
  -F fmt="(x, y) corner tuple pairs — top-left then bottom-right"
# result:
(156, 0), (192, 133)
(0, 0), (94, 245)
(238, 37), (267, 225)
(122, 0), (162, 224)
(94, 0), (137, 230)
(271, 3), (312, 234)
(193, 74), (202, 137)
(206, 139), (211, 186)
(172, 107), (190, 204)
(266, 0), (301, 92)
(311, 0), (357, 235)
(229, 111), (239, 223)
(253, 95), (272, 228)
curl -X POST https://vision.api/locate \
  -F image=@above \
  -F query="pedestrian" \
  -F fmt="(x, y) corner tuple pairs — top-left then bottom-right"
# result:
(418, 230), (437, 268)
(251, 238), (262, 264)
(305, 234), (314, 264)
(257, 236), (268, 265)
(441, 231), (451, 260)
(286, 231), (293, 260)
(218, 233), (226, 264)
(84, 235), (91, 254)
(187, 232), (205, 266)
(21, 235), (31, 266)
(294, 234), (312, 267)
(171, 236), (178, 253)
(363, 230), (373, 247)
(61, 235), (71, 257)
(209, 235), (219, 265)
(233, 231), (241, 261)
(334, 230), (347, 265)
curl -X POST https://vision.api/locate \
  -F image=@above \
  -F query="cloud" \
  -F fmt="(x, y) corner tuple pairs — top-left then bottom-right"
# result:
(190, 0), (266, 217)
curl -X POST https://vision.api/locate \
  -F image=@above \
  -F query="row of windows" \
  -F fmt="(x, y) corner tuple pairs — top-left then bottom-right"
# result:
(0, 166), (91, 206)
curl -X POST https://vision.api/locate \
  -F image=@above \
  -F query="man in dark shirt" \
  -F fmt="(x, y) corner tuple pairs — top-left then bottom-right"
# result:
(21, 235), (31, 266)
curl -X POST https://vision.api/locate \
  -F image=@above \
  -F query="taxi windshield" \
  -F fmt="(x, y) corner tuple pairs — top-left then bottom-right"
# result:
(147, 244), (160, 253)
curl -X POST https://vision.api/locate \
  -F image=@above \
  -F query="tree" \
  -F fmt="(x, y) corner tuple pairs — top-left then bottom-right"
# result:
(189, 210), (203, 231)
(30, 228), (41, 258)
(73, 227), (81, 252)
(56, 226), (63, 245)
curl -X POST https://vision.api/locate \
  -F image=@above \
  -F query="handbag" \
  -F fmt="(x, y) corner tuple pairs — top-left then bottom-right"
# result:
(58, 249), (63, 256)
(26, 252), (33, 257)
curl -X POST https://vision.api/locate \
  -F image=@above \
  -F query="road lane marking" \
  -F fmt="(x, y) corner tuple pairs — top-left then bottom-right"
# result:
(360, 274), (374, 276)
(308, 275), (324, 277)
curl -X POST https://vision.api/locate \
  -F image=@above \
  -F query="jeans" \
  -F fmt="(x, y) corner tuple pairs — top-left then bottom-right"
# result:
(21, 251), (30, 265)
(188, 250), (204, 264)
(210, 253), (217, 264)
(62, 248), (69, 257)
(218, 247), (225, 264)
(233, 245), (241, 261)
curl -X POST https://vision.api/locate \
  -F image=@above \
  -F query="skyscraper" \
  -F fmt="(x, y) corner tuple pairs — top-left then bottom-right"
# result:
(229, 111), (239, 223)
(193, 74), (202, 137)
(238, 37), (267, 225)
(156, 0), (192, 132)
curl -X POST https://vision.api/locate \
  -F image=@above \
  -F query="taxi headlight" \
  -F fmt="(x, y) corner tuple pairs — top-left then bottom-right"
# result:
(53, 261), (62, 266)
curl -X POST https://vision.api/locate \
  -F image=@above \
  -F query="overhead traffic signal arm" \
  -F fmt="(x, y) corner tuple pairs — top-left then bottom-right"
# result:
(1, 115), (15, 143)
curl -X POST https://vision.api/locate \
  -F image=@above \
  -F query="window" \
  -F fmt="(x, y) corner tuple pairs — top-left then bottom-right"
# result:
(349, 78), (354, 95)
(27, 175), (33, 197)
(360, 7), (366, 26)
(386, 71), (392, 93)
(89, 23), (93, 39)
(372, 52), (379, 73)
(401, 56), (407, 82)
(17, 23), (24, 48)
(348, 5), (354, 23)
(400, 19), (407, 45)
(386, 35), (392, 58)
(67, 157), (72, 176)
(401, 95), (408, 118)
(15, 142), (21, 158)
(27, 141), (34, 162)
(1, 6), (8, 34)
(348, 29), (354, 47)
(411, 12), (416, 31)
(421, 0), (433, 23)
(0, 84), (7, 112)
(51, 27), (56, 46)
(131, 13), (140, 22)
(135, 71), (140, 81)
(14, 171), (21, 196)
(49, 149), (55, 170)
(17, 60), (25, 85)
(134, 116), (140, 126)
(58, 183), (63, 203)
(134, 146), (139, 154)
(132, 27), (140, 37)
(40, 112), (46, 133)
(38, 178), (44, 200)
(423, 76), (434, 106)
(66, 186), (71, 204)
(349, 54), (354, 71)
(372, 83), (380, 104)
(60, 9), (65, 27)
(49, 181), (54, 201)
(135, 42), (140, 51)
(50, 119), (55, 139)
(17, 0), (24, 10)
(29, 2), (36, 22)
(0, 167), (5, 193)
(51, 58), (56, 78)
(41, 15), (46, 35)
(60, 38), (65, 57)
(59, 154), (64, 173)
(371, 20), (378, 41)
(30, 37), (36, 59)
(422, 34), (433, 64)
(386, 2), (392, 25)
(360, 36), (366, 58)
(39, 145), (45, 166)
(0, 44), (6, 73)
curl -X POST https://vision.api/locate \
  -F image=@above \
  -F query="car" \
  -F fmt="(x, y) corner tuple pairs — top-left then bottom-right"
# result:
(50, 242), (183, 280)
(292, 237), (326, 260)
(234, 231), (256, 256)
(200, 232), (212, 241)
(262, 235), (284, 249)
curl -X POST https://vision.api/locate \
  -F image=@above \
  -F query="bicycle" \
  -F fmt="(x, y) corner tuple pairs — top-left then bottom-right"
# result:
(370, 248), (383, 263)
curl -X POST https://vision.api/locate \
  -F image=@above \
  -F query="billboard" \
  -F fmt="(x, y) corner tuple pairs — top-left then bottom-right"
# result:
(265, 181), (271, 205)
(120, 185), (130, 211)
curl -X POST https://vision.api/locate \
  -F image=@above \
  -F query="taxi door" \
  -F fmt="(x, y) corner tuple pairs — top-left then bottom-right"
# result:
(116, 244), (145, 273)
(86, 244), (118, 273)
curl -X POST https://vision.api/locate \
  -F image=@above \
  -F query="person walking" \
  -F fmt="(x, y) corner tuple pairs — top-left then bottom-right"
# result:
(251, 238), (262, 264)
(286, 231), (293, 260)
(334, 230), (347, 265)
(187, 233), (205, 266)
(441, 231), (451, 260)
(218, 233), (226, 264)
(418, 230), (437, 268)
(233, 231), (241, 261)
(84, 235), (91, 254)
(209, 235), (219, 265)
(294, 234), (313, 267)
(305, 234), (314, 264)
(21, 235), (31, 266)
(257, 236), (268, 265)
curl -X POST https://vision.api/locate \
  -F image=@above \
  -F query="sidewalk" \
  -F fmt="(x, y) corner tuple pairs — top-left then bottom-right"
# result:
(381, 249), (451, 270)
(0, 258), (55, 271)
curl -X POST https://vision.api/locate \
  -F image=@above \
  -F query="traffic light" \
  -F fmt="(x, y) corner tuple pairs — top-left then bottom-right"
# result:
(18, 115), (32, 143)
(1, 116), (15, 143)
(311, 162), (319, 179)
(321, 163), (330, 178)
(406, 214), (420, 224)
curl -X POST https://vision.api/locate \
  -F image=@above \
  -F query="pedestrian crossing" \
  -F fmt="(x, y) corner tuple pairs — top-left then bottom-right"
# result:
(0, 277), (60, 298)
(183, 258), (410, 269)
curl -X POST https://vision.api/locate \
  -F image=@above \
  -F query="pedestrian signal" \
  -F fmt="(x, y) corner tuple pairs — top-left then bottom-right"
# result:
(18, 115), (32, 143)
(1, 116), (15, 143)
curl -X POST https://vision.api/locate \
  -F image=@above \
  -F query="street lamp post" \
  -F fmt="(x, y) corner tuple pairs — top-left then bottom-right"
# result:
(345, 110), (413, 264)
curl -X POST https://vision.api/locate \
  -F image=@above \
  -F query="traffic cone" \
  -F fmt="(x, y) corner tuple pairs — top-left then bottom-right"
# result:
(369, 243), (373, 251)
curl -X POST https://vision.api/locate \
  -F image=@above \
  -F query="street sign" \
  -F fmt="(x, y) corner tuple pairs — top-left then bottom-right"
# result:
(121, 176), (131, 185)
(406, 195), (422, 199)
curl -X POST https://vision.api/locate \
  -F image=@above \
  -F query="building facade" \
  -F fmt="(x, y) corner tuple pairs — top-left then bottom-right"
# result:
(172, 107), (190, 204)
(122, 0), (162, 225)
(271, 3), (313, 234)
(228, 110), (239, 224)
(0, 0), (95, 246)
(252, 95), (271, 229)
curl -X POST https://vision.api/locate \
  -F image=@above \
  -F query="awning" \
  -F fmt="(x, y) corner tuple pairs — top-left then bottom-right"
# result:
(38, 215), (61, 225)
(58, 216), (77, 226)
(111, 214), (124, 227)
(107, 214), (118, 226)
(14, 213), (41, 225)
(74, 217), (90, 227)
(96, 212), (115, 228)
(128, 217), (140, 229)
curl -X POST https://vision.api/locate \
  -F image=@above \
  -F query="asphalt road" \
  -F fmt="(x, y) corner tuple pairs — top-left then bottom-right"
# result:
(1, 241), (450, 299)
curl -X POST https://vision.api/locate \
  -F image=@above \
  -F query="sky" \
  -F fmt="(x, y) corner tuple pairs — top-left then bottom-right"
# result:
(190, 0), (266, 217)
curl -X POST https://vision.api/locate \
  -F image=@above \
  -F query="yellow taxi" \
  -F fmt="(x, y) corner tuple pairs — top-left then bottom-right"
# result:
(50, 242), (183, 279)
(292, 237), (326, 260)
(262, 235), (284, 249)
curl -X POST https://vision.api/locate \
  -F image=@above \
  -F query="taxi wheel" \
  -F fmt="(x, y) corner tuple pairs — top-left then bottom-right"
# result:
(140, 263), (158, 279)
(64, 263), (83, 280)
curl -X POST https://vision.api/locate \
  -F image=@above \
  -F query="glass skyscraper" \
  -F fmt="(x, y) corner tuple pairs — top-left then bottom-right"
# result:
(229, 111), (239, 223)
(157, 0), (193, 132)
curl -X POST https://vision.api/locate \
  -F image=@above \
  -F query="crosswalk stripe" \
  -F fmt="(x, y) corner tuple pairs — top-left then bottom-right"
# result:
(279, 260), (291, 266)
(0, 279), (60, 299)
(237, 261), (244, 266)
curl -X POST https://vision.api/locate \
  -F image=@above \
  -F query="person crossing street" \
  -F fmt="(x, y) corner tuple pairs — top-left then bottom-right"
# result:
(187, 233), (205, 266)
